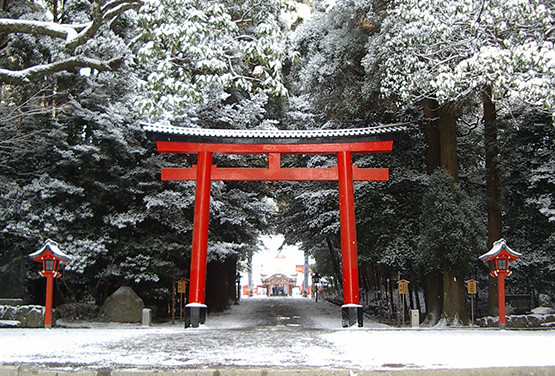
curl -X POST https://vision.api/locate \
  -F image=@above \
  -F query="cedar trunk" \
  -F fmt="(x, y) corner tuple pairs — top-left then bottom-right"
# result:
(326, 235), (343, 287)
(426, 101), (468, 324)
(437, 103), (459, 182)
(422, 269), (443, 325)
(442, 270), (469, 325)
(421, 99), (443, 325)
(483, 85), (503, 316)
(205, 256), (237, 312)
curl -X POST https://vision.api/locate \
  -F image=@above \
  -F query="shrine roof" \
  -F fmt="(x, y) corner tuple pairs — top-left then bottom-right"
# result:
(479, 238), (522, 261)
(142, 123), (406, 144)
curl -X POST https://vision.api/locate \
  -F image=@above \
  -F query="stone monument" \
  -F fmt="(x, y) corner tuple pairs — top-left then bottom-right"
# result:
(101, 286), (144, 323)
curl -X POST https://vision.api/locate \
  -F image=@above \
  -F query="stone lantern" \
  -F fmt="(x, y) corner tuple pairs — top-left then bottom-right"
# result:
(29, 239), (71, 328)
(479, 238), (521, 329)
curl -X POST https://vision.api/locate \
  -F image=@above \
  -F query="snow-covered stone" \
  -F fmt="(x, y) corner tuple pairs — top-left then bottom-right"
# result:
(532, 307), (555, 315)
(0, 305), (44, 328)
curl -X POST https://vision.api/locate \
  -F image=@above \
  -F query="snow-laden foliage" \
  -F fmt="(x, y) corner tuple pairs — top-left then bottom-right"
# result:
(134, 0), (290, 116)
(291, 0), (377, 122)
(499, 110), (554, 294)
(365, 0), (555, 117)
(64, 238), (109, 274)
(417, 170), (485, 276)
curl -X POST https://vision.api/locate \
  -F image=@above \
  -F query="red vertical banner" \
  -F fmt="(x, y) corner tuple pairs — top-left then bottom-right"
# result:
(188, 151), (213, 305)
(337, 151), (360, 305)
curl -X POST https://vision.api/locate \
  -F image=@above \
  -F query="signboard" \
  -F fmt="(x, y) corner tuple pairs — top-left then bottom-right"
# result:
(177, 280), (187, 294)
(398, 279), (409, 295)
(296, 265), (304, 273)
(466, 280), (478, 295)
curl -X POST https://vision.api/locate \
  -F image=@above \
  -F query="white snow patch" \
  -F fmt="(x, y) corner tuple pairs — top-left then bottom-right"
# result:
(0, 298), (553, 371)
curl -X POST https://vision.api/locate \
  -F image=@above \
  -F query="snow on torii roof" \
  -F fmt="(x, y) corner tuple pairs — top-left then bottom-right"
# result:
(29, 239), (72, 262)
(142, 122), (407, 144)
(479, 238), (522, 262)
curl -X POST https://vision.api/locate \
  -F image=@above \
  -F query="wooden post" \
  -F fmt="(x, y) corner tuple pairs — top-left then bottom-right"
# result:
(185, 151), (212, 328)
(498, 273), (506, 329)
(44, 273), (54, 328)
(466, 280), (478, 326)
(397, 279), (409, 327)
(337, 151), (363, 327)
(171, 276), (175, 325)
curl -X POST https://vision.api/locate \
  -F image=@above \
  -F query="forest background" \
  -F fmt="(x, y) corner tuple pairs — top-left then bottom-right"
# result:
(0, 0), (553, 325)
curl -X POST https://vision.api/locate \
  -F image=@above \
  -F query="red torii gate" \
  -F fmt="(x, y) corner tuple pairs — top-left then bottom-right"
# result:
(144, 124), (404, 327)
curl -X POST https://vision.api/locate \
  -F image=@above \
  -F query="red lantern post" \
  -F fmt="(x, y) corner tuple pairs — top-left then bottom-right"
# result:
(29, 239), (71, 328)
(479, 238), (521, 329)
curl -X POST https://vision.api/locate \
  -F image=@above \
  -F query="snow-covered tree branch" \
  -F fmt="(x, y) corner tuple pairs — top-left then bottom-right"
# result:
(0, 56), (123, 85)
(65, 0), (143, 52)
(0, 0), (142, 84)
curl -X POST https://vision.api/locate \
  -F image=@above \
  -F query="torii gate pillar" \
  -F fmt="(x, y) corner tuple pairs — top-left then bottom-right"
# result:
(338, 151), (363, 327)
(185, 151), (212, 327)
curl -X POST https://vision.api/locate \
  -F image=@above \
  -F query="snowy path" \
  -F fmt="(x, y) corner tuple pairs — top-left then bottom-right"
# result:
(0, 297), (554, 372)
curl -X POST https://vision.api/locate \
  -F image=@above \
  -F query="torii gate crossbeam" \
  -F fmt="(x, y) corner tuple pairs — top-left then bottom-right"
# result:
(144, 124), (404, 328)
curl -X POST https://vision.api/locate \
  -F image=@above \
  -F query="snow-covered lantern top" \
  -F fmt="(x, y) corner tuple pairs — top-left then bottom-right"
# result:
(29, 239), (71, 278)
(479, 238), (521, 277)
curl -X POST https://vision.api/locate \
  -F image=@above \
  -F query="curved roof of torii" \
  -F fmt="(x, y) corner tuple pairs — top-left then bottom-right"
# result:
(142, 123), (407, 144)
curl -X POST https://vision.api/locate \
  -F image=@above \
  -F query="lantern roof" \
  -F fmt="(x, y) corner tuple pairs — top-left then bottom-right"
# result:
(142, 123), (407, 144)
(29, 239), (71, 262)
(479, 238), (521, 262)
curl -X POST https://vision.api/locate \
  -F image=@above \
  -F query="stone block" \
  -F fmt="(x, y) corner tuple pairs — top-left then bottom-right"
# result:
(101, 286), (144, 323)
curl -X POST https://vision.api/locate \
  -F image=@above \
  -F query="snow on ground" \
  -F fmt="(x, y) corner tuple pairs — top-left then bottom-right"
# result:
(0, 297), (554, 371)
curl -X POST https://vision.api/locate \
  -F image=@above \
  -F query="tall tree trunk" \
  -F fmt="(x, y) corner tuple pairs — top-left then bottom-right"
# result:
(421, 99), (444, 325)
(483, 85), (503, 316)
(442, 270), (469, 325)
(422, 269), (443, 325)
(422, 98), (441, 175)
(437, 102), (459, 182)
(437, 102), (469, 324)
(326, 235), (343, 287)
(427, 100), (468, 324)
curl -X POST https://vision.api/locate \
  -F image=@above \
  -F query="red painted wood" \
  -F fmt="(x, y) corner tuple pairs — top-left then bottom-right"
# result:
(498, 272), (507, 327)
(156, 141), (393, 155)
(153, 137), (396, 325)
(44, 273), (54, 328)
(161, 166), (389, 181)
(337, 151), (360, 306)
(188, 151), (212, 305)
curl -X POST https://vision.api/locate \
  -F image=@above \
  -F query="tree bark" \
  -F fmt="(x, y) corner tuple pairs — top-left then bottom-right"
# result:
(483, 85), (503, 316)
(421, 98), (444, 325)
(422, 269), (443, 325)
(422, 98), (441, 175)
(437, 102), (459, 182)
(326, 235), (343, 287)
(423, 99), (467, 325)
(442, 270), (469, 325)
(206, 256), (237, 313)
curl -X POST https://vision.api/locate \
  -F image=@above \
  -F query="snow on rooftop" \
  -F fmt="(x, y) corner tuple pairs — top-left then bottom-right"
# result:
(28, 239), (72, 261)
(141, 123), (406, 139)
(479, 238), (522, 260)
